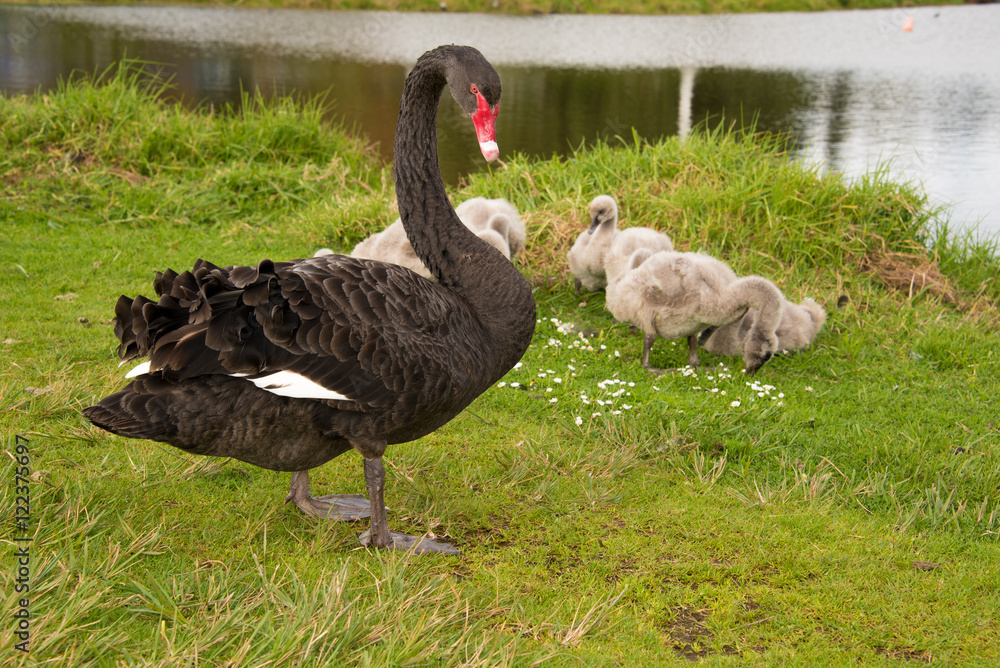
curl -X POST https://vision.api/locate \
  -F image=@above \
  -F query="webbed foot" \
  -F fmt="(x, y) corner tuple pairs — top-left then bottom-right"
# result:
(286, 470), (371, 520)
(294, 493), (372, 520)
(359, 529), (460, 555)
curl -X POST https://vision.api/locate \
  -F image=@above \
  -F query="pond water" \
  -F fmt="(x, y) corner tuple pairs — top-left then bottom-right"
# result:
(2, 5), (999, 239)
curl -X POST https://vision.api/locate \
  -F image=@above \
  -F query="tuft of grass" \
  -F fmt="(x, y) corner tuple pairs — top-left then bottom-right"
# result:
(3, 65), (1000, 665)
(0, 59), (382, 232)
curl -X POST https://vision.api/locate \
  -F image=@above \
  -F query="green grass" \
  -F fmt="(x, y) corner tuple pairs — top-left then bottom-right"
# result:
(30, 0), (965, 16)
(3, 66), (1000, 665)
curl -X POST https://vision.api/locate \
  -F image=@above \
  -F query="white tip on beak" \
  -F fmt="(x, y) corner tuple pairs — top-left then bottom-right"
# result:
(479, 140), (499, 163)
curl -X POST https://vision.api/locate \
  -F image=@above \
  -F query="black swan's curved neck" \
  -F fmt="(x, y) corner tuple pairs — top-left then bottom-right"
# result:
(393, 47), (534, 339)
(393, 48), (471, 288)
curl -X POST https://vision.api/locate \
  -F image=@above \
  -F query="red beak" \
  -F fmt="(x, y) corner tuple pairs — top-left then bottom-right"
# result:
(471, 91), (500, 162)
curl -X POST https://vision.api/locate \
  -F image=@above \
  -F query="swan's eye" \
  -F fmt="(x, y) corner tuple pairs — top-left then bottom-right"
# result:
(470, 84), (479, 94)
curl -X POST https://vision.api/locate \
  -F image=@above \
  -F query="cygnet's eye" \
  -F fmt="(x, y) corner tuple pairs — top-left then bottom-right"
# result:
(470, 84), (479, 94)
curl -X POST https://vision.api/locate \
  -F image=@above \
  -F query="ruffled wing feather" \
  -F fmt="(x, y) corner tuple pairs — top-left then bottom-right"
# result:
(115, 255), (479, 415)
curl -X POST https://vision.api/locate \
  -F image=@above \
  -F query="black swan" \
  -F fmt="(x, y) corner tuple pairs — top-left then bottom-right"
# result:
(83, 45), (536, 555)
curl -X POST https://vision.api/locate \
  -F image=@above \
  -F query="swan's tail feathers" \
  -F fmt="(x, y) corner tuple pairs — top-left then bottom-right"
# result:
(107, 259), (295, 379)
(83, 380), (177, 442)
(113, 295), (141, 363)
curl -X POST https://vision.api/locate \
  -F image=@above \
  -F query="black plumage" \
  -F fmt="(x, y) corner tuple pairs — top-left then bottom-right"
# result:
(84, 45), (535, 554)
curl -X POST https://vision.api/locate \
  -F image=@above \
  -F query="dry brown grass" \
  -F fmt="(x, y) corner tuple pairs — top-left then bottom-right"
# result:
(519, 205), (581, 282)
(859, 235), (959, 305)
(857, 234), (1000, 325)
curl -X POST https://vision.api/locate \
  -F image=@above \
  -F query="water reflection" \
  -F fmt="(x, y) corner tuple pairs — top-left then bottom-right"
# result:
(678, 67), (696, 140)
(2, 5), (998, 237)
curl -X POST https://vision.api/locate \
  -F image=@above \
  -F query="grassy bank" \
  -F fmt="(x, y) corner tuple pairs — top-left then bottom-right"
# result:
(5, 0), (964, 16)
(3, 68), (1000, 665)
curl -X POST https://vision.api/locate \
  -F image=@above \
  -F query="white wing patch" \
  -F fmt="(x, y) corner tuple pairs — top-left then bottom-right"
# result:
(247, 370), (352, 401)
(123, 362), (348, 402)
(125, 361), (152, 378)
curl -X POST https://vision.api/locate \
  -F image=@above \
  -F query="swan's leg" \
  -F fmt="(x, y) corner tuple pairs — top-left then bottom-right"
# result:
(641, 332), (667, 375)
(573, 277), (583, 294)
(285, 470), (371, 520)
(359, 457), (459, 555)
(642, 332), (703, 374)
(687, 335), (701, 368)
